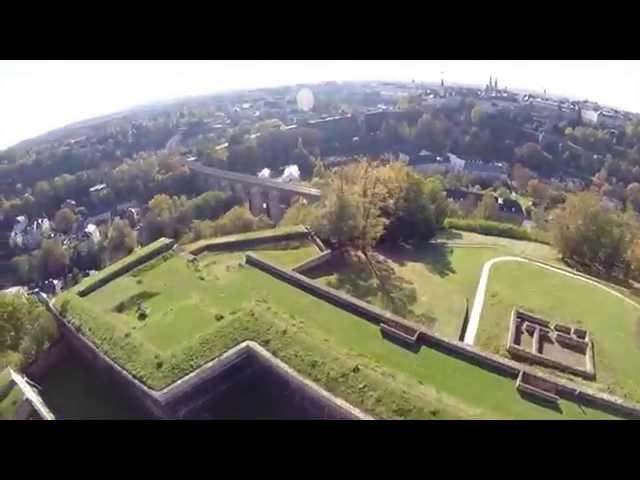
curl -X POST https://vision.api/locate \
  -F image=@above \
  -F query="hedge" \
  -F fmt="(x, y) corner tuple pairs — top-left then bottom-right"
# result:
(184, 225), (309, 256)
(75, 238), (176, 297)
(444, 218), (551, 245)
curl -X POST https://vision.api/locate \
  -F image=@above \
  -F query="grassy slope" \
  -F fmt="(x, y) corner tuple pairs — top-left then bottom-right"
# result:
(183, 225), (307, 255)
(477, 261), (640, 402)
(56, 248), (613, 419)
(250, 240), (320, 268)
(67, 237), (174, 296)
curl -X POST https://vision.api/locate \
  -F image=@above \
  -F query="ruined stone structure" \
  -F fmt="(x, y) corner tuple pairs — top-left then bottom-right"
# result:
(506, 309), (595, 380)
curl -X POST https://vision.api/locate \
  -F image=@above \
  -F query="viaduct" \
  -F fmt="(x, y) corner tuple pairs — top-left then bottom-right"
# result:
(180, 158), (322, 224)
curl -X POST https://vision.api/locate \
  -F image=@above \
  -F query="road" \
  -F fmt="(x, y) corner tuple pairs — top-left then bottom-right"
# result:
(463, 256), (640, 345)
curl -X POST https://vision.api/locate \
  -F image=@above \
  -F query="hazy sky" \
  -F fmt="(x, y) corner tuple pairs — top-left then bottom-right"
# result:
(1, 60), (640, 150)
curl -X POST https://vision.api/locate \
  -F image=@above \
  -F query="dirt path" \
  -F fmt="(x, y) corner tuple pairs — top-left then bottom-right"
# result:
(463, 256), (640, 345)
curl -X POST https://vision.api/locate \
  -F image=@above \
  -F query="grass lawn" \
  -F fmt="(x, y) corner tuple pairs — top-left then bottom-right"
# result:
(435, 230), (559, 263)
(250, 240), (320, 268)
(55, 242), (616, 419)
(476, 261), (640, 403)
(183, 225), (307, 255)
(309, 229), (640, 405)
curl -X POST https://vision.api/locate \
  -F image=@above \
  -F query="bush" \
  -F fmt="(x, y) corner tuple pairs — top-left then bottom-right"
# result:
(444, 218), (550, 244)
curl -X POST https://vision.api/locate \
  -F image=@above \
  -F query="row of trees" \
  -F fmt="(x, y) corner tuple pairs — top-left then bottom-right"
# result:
(219, 129), (319, 178)
(1, 151), (199, 220)
(141, 190), (234, 243)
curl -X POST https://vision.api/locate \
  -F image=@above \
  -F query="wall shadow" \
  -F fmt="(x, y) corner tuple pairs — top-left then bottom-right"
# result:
(517, 390), (564, 414)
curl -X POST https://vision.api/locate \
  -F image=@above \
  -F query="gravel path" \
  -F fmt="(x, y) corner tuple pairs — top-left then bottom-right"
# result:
(463, 256), (640, 345)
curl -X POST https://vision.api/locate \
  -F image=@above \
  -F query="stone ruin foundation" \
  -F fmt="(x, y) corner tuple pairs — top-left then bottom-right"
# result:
(506, 309), (595, 380)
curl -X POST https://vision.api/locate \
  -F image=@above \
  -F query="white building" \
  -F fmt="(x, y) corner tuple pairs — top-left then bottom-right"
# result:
(84, 223), (101, 243)
(279, 165), (300, 183)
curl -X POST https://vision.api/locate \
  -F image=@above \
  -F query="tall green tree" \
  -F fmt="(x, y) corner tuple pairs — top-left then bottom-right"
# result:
(551, 191), (631, 277)
(54, 207), (77, 234)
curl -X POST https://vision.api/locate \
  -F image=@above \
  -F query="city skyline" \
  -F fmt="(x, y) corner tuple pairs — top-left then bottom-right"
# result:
(2, 60), (640, 149)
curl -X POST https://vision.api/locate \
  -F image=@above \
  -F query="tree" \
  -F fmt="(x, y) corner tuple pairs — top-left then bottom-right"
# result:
(627, 182), (640, 213)
(227, 144), (260, 174)
(106, 218), (137, 261)
(515, 142), (554, 173)
(54, 208), (76, 234)
(190, 191), (229, 220)
(551, 191), (631, 277)
(473, 194), (499, 220)
(471, 106), (488, 126)
(72, 238), (104, 272)
(279, 199), (318, 227)
(290, 138), (315, 179)
(386, 173), (449, 243)
(527, 179), (552, 204)
(143, 194), (193, 242)
(511, 164), (535, 193)
(38, 239), (70, 279)
(0, 293), (57, 368)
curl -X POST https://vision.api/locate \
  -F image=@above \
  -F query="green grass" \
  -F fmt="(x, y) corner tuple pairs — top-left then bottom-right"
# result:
(0, 384), (23, 420)
(184, 225), (308, 255)
(55, 242), (616, 419)
(310, 229), (640, 406)
(477, 261), (640, 402)
(314, 245), (506, 340)
(436, 230), (559, 262)
(69, 237), (174, 296)
(250, 240), (320, 268)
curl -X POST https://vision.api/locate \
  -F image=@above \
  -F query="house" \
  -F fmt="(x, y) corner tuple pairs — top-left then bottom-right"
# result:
(258, 168), (271, 178)
(84, 223), (101, 243)
(445, 188), (484, 204)
(581, 108), (626, 129)
(10, 217), (51, 251)
(279, 165), (301, 183)
(89, 183), (107, 194)
(61, 199), (77, 211)
(40, 278), (62, 296)
(497, 196), (525, 217)
(463, 160), (508, 181)
(85, 211), (111, 226)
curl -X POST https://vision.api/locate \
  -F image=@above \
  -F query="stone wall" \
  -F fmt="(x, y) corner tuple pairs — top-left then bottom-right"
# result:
(37, 293), (368, 420)
(506, 309), (595, 380)
(246, 253), (640, 419)
(188, 230), (310, 256)
(24, 337), (70, 382)
(292, 250), (335, 275)
(38, 295), (167, 418)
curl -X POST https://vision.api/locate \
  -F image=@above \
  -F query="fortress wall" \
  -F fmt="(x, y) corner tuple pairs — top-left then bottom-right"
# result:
(246, 253), (640, 419)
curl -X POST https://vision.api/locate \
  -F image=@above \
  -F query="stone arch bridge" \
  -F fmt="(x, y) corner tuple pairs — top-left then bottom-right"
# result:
(184, 160), (322, 224)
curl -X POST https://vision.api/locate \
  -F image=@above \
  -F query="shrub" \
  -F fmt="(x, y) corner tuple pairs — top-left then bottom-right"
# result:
(214, 313), (225, 322)
(444, 218), (550, 244)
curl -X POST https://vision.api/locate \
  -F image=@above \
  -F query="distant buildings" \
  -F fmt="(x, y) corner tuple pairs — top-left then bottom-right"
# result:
(411, 152), (507, 182)
(9, 216), (51, 251)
